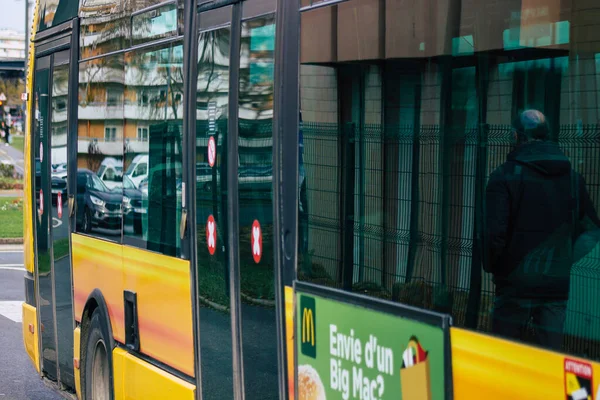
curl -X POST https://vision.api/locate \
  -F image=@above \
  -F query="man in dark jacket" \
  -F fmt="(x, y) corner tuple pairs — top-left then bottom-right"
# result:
(485, 109), (600, 351)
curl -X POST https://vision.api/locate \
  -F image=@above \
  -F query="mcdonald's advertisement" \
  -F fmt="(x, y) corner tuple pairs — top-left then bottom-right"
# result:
(296, 290), (447, 400)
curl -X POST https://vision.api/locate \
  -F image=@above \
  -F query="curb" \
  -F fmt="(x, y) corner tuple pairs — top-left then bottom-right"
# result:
(241, 292), (275, 307)
(198, 294), (229, 313)
(0, 238), (23, 244)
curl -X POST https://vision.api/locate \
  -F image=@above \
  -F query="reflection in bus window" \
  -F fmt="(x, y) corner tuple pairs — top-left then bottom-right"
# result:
(77, 54), (124, 241)
(297, 0), (600, 360)
(238, 15), (277, 400)
(123, 42), (183, 257)
(196, 21), (233, 400)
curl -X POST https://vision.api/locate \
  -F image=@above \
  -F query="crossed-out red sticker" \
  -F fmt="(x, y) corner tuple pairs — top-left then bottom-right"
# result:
(208, 136), (216, 168)
(206, 215), (216, 255)
(57, 192), (62, 219)
(251, 219), (262, 264)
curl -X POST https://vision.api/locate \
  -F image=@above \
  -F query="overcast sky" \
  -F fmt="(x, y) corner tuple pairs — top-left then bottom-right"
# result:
(0, 0), (28, 33)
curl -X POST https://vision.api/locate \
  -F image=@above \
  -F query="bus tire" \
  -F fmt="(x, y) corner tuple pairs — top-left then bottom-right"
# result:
(84, 308), (114, 400)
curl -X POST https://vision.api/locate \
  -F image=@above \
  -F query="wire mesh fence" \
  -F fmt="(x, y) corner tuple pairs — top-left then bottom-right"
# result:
(301, 121), (600, 358)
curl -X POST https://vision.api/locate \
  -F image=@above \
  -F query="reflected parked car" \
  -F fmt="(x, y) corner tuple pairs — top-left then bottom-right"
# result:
(239, 164), (272, 188)
(51, 163), (67, 179)
(51, 176), (67, 206)
(76, 169), (122, 233)
(123, 175), (143, 234)
(196, 162), (219, 191)
(97, 157), (123, 191)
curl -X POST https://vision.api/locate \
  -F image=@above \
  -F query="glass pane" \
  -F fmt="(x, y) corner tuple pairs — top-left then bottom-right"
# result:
(123, 43), (183, 257)
(51, 61), (75, 388)
(196, 24), (233, 400)
(77, 55), (124, 242)
(34, 63), (57, 380)
(297, 0), (600, 359)
(238, 15), (278, 400)
(132, 3), (178, 45)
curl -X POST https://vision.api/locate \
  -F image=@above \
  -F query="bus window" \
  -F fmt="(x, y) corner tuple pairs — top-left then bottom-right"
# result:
(123, 42), (183, 257)
(77, 54), (124, 242)
(196, 16), (234, 400)
(296, 0), (600, 360)
(238, 14), (278, 400)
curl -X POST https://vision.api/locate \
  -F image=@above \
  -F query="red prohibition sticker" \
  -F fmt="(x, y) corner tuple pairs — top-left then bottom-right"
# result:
(206, 215), (216, 255)
(57, 192), (62, 219)
(208, 136), (216, 168)
(565, 358), (593, 400)
(39, 189), (44, 215)
(251, 219), (262, 264)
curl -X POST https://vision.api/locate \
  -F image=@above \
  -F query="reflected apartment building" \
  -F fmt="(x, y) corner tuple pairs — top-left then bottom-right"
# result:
(77, 0), (184, 184)
(299, 0), (600, 333)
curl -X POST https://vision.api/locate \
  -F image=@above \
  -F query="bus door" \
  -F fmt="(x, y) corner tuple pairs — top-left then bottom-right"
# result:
(193, 0), (280, 398)
(32, 48), (75, 389)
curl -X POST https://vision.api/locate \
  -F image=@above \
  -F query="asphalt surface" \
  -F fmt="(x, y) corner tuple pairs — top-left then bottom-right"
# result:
(0, 143), (24, 176)
(0, 246), (63, 400)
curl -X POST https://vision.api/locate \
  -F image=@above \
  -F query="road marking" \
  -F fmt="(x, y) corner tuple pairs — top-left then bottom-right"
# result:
(0, 265), (25, 270)
(0, 250), (23, 253)
(0, 301), (22, 323)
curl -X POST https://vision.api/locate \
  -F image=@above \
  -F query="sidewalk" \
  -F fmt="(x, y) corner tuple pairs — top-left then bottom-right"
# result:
(0, 190), (23, 198)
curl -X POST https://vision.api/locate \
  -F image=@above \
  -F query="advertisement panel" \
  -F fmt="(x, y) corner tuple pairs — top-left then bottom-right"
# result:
(295, 282), (452, 400)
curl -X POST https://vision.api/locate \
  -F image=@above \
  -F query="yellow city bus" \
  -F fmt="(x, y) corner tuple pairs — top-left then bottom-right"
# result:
(22, 0), (600, 399)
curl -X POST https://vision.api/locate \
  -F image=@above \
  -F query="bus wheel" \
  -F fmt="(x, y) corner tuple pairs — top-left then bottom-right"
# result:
(84, 309), (113, 400)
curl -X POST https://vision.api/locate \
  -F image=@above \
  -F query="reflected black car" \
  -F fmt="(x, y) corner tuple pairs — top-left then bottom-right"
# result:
(76, 169), (122, 233)
(239, 164), (272, 195)
(123, 175), (143, 234)
(51, 176), (67, 206)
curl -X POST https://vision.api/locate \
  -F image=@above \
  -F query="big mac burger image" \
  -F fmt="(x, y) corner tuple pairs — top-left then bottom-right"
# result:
(298, 364), (326, 400)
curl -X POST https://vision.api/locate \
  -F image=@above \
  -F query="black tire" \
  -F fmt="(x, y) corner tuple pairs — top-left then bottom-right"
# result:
(82, 207), (92, 233)
(83, 309), (114, 400)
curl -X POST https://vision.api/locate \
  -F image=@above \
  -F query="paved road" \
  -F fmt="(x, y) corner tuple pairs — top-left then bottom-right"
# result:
(0, 143), (24, 176)
(0, 246), (62, 400)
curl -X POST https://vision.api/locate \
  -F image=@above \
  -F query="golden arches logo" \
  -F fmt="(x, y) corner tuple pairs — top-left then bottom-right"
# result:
(300, 295), (316, 358)
(302, 308), (315, 346)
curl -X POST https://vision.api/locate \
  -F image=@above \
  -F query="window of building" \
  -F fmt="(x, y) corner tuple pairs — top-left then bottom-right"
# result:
(137, 127), (149, 141)
(104, 127), (117, 142)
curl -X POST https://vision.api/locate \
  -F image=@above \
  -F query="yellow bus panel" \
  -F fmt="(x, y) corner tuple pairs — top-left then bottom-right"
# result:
(72, 234), (194, 377)
(452, 327), (600, 399)
(22, 0), (39, 275)
(121, 246), (194, 377)
(72, 234), (125, 341)
(112, 348), (195, 400)
(21, 303), (39, 374)
(74, 327), (82, 399)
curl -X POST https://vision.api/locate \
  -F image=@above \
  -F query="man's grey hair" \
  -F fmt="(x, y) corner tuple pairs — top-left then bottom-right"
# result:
(513, 109), (549, 141)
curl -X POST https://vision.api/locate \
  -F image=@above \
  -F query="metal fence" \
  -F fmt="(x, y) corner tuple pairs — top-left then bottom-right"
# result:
(302, 121), (600, 356)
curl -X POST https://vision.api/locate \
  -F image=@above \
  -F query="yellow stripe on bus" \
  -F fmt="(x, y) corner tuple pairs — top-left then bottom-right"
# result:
(112, 347), (195, 400)
(451, 327), (600, 399)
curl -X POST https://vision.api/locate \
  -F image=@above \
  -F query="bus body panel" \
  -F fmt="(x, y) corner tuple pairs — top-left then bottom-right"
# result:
(22, 0), (37, 277)
(72, 234), (194, 378)
(112, 348), (195, 400)
(284, 286), (294, 399)
(73, 327), (81, 399)
(121, 246), (194, 377)
(22, 303), (40, 374)
(451, 327), (599, 399)
(72, 234), (125, 341)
